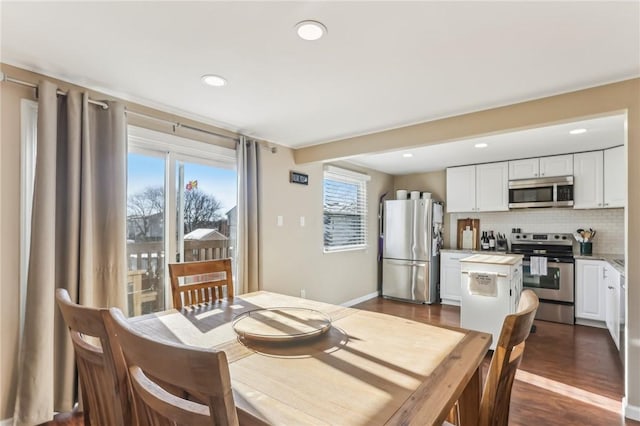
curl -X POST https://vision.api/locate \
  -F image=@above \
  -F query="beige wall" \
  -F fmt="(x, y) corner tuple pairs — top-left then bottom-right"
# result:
(0, 81), (34, 420)
(296, 78), (640, 416)
(259, 145), (393, 304)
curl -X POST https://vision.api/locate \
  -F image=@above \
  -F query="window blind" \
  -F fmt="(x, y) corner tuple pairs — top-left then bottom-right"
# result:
(323, 166), (370, 252)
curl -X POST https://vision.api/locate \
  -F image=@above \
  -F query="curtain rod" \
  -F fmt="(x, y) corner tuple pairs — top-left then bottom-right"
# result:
(125, 109), (239, 142)
(1, 71), (240, 142)
(1, 71), (109, 109)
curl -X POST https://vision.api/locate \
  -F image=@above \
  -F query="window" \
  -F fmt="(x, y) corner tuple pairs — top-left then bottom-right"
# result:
(323, 165), (370, 252)
(127, 126), (237, 316)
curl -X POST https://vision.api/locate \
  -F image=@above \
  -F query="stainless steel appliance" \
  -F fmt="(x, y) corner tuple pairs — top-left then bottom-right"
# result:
(508, 176), (574, 209)
(382, 199), (443, 303)
(510, 232), (575, 324)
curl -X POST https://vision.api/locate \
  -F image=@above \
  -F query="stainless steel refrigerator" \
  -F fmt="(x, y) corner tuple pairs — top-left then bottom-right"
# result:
(382, 199), (444, 303)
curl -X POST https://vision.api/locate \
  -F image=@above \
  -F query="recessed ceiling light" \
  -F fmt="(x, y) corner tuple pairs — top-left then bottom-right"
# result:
(570, 128), (587, 135)
(295, 20), (327, 41)
(474, 143), (488, 148)
(402, 153), (413, 158)
(201, 74), (227, 87)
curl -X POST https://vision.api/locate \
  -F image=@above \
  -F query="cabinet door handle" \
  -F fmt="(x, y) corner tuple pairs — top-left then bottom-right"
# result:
(604, 203), (609, 206)
(608, 286), (614, 290)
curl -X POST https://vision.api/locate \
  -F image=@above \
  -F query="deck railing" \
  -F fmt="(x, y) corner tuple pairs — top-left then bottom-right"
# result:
(126, 239), (231, 316)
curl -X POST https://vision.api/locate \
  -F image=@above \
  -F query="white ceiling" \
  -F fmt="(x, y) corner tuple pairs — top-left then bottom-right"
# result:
(2, 1), (638, 165)
(348, 114), (627, 174)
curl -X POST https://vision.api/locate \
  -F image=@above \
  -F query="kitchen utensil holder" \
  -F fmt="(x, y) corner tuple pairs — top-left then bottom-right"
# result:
(579, 242), (592, 255)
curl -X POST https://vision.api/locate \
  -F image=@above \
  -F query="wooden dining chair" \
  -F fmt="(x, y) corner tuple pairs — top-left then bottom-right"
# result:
(55, 288), (133, 426)
(107, 307), (240, 426)
(168, 259), (234, 309)
(447, 289), (539, 426)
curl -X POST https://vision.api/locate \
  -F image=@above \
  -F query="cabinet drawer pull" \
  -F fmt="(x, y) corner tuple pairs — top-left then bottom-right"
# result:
(608, 286), (614, 290)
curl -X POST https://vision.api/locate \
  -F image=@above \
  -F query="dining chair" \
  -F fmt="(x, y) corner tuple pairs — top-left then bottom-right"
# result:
(168, 259), (234, 309)
(55, 288), (133, 426)
(446, 289), (539, 426)
(107, 307), (240, 426)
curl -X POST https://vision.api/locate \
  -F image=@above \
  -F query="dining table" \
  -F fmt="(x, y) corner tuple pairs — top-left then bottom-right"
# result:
(128, 291), (491, 425)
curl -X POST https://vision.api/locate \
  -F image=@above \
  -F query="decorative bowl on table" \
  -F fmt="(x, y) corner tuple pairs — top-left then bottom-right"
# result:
(232, 307), (332, 343)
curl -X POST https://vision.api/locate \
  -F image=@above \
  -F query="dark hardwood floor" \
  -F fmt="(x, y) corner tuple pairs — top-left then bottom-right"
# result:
(354, 296), (638, 426)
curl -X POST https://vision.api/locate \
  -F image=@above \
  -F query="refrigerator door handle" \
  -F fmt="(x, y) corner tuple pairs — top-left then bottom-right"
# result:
(385, 259), (426, 267)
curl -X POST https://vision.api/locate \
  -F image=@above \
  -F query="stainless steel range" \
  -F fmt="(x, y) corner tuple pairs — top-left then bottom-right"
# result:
(510, 233), (575, 324)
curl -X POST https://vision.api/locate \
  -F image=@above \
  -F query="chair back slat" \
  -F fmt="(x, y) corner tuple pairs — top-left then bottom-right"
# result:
(55, 289), (132, 426)
(478, 289), (539, 426)
(108, 307), (239, 426)
(169, 259), (233, 309)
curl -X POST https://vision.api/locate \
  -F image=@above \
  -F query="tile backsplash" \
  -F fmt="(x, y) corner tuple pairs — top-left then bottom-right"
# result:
(448, 208), (624, 254)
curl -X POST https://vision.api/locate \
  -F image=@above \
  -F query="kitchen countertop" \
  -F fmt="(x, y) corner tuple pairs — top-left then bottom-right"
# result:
(442, 249), (626, 276)
(574, 253), (625, 276)
(441, 248), (511, 255)
(459, 253), (523, 265)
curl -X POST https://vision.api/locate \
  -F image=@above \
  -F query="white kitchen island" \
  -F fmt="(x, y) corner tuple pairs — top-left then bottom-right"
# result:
(459, 254), (523, 350)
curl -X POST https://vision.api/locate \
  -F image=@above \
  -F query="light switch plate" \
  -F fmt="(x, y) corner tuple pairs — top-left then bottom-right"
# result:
(277, 215), (283, 226)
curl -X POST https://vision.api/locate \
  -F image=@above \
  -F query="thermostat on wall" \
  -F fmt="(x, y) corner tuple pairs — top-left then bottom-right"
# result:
(290, 171), (309, 185)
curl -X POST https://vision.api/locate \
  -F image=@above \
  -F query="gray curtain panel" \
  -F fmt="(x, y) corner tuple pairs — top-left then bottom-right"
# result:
(236, 137), (261, 294)
(13, 80), (127, 425)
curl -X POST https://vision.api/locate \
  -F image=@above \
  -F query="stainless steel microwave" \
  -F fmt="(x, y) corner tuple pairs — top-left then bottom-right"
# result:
(508, 176), (574, 208)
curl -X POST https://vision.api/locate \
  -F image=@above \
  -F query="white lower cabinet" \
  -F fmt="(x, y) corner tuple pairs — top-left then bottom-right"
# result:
(604, 265), (621, 349)
(440, 252), (465, 305)
(576, 259), (622, 348)
(575, 259), (606, 322)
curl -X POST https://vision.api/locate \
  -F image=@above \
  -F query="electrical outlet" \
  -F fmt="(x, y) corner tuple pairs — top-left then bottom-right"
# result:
(277, 215), (284, 227)
(300, 216), (305, 227)
(300, 289), (306, 299)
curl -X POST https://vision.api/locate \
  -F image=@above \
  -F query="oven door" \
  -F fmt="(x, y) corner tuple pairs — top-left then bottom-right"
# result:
(522, 259), (574, 302)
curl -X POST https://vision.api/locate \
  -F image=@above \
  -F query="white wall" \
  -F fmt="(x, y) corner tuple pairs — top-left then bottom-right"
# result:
(259, 145), (393, 304)
(448, 208), (624, 254)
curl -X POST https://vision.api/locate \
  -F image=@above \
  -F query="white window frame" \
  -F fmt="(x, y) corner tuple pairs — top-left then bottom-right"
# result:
(127, 126), (237, 306)
(322, 165), (370, 253)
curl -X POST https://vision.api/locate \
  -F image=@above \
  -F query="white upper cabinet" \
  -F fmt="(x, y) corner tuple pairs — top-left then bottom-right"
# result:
(476, 162), (509, 212)
(573, 151), (604, 209)
(509, 154), (573, 180)
(603, 146), (625, 208)
(508, 158), (539, 180)
(446, 163), (508, 213)
(446, 165), (476, 213)
(539, 154), (574, 178)
(574, 148), (625, 209)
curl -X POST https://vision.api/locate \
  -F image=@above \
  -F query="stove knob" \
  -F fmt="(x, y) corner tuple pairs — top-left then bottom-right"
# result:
(515, 235), (520, 239)
(554, 235), (560, 239)
(562, 235), (567, 240)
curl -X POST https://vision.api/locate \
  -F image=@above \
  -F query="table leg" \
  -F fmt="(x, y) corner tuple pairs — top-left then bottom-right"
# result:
(457, 366), (481, 426)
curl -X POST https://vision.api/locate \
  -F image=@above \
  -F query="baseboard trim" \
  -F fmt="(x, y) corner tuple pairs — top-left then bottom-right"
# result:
(341, 291), (379, 307)
(574, 318), (607, 329)
(1, 417), (13, 426)
(624, 397), (640, 420)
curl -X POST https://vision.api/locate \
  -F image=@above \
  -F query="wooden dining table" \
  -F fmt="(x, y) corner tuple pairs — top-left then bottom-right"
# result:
(129, 291), (491, 425)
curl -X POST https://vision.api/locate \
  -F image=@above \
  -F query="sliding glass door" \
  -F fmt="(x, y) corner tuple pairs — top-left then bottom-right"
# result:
(126, 127), (237, 316)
